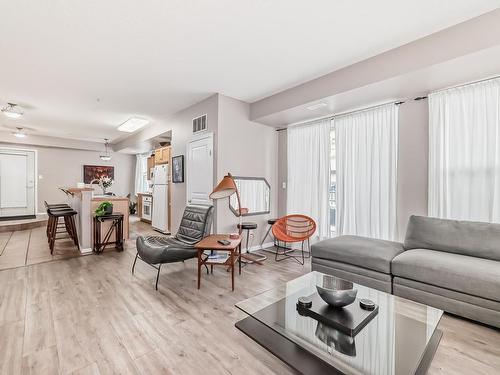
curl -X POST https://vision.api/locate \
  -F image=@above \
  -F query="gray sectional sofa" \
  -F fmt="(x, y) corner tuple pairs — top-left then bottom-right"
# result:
(311, 215), (500, 328)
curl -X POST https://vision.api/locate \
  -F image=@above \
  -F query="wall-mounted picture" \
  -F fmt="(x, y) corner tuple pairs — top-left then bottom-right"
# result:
(83, 165), (115, 184)
(172, 155), (184, 183)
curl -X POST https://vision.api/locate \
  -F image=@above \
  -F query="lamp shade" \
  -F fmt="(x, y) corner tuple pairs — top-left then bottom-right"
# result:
(209, 174), (237, 199)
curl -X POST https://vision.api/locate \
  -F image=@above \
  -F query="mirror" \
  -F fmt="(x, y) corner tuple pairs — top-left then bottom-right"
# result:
(229, 177), (270, 216)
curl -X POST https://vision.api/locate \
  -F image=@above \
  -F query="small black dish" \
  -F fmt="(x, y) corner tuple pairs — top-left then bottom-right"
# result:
(297, 296), (313, 309)
(359, 299), (375, 311)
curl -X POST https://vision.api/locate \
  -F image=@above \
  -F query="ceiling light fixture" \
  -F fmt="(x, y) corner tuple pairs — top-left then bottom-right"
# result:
(117, 117), (149, 132)
(2, 103), (24, 119)
(306, 102), (327, 111)
(99, 138), (112, 161)
(12, 127), (27, 138)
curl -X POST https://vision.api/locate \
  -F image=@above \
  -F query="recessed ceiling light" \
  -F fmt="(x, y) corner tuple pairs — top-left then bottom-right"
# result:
(12, 127), (27, 138)
(118, 117), (149, 132)
(2, 103), (24, 119)
(306, 102), (327, 111)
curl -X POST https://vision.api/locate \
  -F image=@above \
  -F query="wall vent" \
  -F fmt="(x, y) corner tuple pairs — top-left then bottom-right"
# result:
(192, 114), (207, 133)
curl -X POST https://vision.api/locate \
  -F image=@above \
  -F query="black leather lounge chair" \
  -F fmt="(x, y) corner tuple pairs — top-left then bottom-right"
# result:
(132, 204), (214, 289)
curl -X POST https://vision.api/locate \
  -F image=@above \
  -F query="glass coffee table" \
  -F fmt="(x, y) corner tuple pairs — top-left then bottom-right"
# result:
(236, 272), (443, 375)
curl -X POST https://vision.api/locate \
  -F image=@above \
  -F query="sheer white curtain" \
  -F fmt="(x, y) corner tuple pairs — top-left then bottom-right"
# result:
(335, 103), (398, 240)
(134, 153), (148, 196)
(429, 78), (500, 222)
(287, 118), (331, 240)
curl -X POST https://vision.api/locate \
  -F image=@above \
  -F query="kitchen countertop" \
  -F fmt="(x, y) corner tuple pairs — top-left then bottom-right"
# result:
(91, 195), (129, 201)
(137, 192), (152, 196)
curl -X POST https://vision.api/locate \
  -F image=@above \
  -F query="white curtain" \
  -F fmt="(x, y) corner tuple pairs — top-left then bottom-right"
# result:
(335, 104), (398, 240)
(287, 118), (331, 240)
(429, 78), (500, 222)
(134, 153), (148, 196)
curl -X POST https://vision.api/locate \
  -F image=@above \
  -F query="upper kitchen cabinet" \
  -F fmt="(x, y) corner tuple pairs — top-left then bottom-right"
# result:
(147, 155), (155, 171)
(154, 147), (171, 165)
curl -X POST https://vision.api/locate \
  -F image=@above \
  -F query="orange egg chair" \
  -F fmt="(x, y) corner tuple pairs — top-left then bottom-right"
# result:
(272, 214), (316, 265)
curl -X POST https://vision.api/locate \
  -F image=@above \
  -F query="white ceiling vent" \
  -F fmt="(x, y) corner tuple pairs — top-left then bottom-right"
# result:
(192, 114), (207, 134)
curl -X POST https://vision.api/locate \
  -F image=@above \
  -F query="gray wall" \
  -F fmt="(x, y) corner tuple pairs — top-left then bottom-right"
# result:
(217, 94), (278, 246)
(165, 95), (219, 232)
(0, 143), (135, 213)
(397, 100), (429, 238)
(111, 94), (219, 232)
(277, 130), (287, 217)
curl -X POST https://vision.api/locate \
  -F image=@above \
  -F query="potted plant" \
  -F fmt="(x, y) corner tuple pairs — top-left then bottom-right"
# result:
(129, 201), (137, 215)
(95, 201), (113, 216)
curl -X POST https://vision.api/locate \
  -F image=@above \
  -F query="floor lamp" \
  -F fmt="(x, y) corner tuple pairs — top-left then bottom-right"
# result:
(209, 173), (263, 265)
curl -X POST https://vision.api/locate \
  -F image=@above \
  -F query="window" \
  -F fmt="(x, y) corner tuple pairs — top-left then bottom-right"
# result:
(140, 156), (148, 192)
(429, 77), (500, 222)
(329, 124), (336, 236)
(134, 153), (150, 195)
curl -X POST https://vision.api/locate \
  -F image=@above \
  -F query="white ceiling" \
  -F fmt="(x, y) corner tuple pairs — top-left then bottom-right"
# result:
(1, 0), (499, 143)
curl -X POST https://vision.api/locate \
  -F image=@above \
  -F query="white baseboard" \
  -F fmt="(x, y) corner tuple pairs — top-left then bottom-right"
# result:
(79, 247), (93, 254)
(247, 241), (274, 253)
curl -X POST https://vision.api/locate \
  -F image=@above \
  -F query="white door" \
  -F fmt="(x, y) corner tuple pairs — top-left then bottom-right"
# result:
(0, 149), (36, 218)
(187, 132), (213, 205)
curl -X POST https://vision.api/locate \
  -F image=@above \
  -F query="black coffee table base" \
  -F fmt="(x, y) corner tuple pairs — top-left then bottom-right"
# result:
(235, 315), (442, 375)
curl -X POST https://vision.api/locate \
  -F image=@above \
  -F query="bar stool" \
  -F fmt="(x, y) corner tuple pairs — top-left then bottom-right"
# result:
(46, 207), (79, 254)
(260, 218), (277, 247)
(237, 222), (266, 264)
(44, 201), (70, 239)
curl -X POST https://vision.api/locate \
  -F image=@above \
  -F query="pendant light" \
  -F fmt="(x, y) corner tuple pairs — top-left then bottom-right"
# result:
(2, 103), (24, 119)
(99, 138), (112, 161)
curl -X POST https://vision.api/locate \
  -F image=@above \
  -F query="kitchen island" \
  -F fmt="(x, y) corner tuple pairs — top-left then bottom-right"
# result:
(67, 188), (130, 253)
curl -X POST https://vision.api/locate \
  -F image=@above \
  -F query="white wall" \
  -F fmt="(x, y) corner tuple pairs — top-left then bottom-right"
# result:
(217, 95), (278, 247)
(396, 100), (429, 238)
(0, 143), (135, 213)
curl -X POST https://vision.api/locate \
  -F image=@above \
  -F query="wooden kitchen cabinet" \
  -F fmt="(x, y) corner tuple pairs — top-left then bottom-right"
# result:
(137, 194), (143, 218)
(154, 147), (170, 164)
(147, 156), (155, 173)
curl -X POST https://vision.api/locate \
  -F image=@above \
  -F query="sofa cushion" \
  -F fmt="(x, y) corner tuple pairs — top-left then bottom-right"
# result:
(311, 235), (404, 274)
(404, 215), (500, 261)
(392, 249), (500, 302)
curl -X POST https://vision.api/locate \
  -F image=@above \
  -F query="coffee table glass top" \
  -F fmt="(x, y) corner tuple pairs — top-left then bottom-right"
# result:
(236, 272), (443, 375)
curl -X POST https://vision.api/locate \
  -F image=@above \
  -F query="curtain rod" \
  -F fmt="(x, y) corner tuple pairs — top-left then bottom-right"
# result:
(430, 74), (500, 95)
(276, 100), (404, 131)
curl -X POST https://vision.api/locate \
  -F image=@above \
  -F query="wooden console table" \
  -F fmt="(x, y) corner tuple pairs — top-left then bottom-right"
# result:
(195, 234), (242, 291)
(93, 213), (124, 253)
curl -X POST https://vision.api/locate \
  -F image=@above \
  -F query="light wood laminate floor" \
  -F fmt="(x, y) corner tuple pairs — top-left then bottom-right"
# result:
(0, 228), (81, 271)
(0, 219), (498, 374)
